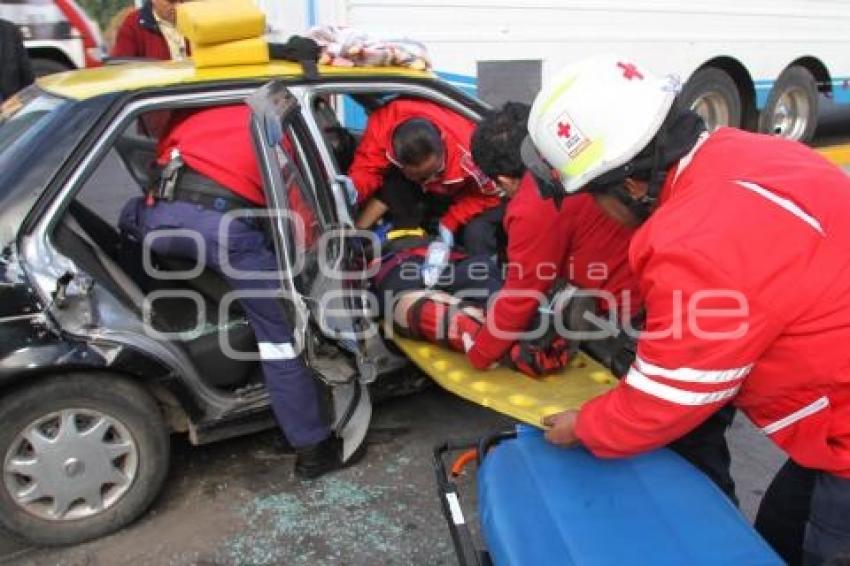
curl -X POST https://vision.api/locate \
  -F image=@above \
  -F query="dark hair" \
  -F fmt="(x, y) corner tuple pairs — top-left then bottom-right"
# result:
(391, 118), (443, 166)
(471, 102), (531, 179)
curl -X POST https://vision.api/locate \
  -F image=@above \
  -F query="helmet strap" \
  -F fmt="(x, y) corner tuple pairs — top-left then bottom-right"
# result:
(606, 128), (666, 223)
(636, 122), (669, 218)
(613, 101), (705, 222)
(610, 183), (653, 223)
(532, 174), (567, 210)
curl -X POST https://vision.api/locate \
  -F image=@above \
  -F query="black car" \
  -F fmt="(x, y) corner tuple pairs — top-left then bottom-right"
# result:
(0, 59), (487, 545)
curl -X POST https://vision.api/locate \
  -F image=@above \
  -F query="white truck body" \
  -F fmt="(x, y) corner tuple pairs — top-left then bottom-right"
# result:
(1, 0), (104, 74)
(256, 0), (850, 139)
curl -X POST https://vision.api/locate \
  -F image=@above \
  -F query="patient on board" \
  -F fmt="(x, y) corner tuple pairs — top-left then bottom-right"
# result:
(356, 169), (572, 377)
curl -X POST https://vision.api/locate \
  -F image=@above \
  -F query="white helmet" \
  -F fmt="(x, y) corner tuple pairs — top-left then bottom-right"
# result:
(522, 55), (679, 195)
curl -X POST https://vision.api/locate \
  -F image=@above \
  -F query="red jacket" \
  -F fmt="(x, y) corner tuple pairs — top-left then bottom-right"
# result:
(347, 98), (501, 233)
(468, 173), (640, 368)
(157, 105), (265, 205)
(111, 3), (185, 60)
(157, 105), (320, 248)
(576, 128), (850, 479)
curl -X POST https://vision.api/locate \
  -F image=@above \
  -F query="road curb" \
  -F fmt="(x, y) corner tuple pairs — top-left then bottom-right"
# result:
(818, 144), (850, 167)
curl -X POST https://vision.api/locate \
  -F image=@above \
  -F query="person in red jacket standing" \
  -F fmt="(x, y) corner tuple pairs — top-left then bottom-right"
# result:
(119, 104), (362, 480)
(111, 0), (188, 60)
(523, 55), (850, 564)
(467, 102), (738, 499)
(348, 98), (504, 259)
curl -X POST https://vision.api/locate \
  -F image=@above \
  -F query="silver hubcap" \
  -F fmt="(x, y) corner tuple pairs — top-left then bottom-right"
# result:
(691, 91), (731, 131)
(4, 409), (138, 520)
(770, 87), (811, 140)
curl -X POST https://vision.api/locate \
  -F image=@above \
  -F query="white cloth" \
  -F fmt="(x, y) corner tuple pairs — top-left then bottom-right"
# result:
(154, 12), (186, 60)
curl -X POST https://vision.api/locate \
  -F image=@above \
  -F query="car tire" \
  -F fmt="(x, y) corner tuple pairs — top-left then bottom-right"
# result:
(0, 373), (170, 546)
(758, 65), (819, 143)
(30, 58), (73, 78)
(680, 67), (742, 130)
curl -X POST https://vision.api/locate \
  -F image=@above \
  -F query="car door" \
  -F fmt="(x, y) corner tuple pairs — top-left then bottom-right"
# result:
(246, 81), (373, 460)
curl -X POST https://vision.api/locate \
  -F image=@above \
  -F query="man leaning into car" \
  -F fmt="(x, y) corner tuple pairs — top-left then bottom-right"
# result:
(119, 104), (364, 479)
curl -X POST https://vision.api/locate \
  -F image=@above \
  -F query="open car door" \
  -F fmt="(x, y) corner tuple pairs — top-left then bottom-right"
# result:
(246, 81), (371, 461)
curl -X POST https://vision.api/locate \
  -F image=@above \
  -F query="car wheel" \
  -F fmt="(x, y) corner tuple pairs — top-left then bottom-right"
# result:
(758, 65), (819, 143)
(680, 68), (742, 130)
(30, 58), (73, 78)
(0, 374), (170, 545)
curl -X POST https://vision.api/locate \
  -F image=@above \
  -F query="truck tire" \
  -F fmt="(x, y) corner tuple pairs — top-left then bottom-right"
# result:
(30, 58), (73, 78)
(758, 65), (819, 143)
(680, 68), (742, 130)
(0, 374), (170, 545)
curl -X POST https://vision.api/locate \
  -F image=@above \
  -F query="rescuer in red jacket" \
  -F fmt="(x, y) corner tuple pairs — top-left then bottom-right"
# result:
(119, 104), (360, 480)
(466, 103), (640, 370)
(348, 98), (504, 257)
(467, 102), (738, 499)
(524, 55), (850, 564)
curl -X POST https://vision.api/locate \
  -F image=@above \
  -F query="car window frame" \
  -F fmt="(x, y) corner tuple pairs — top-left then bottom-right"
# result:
(20, 88), (258, 317)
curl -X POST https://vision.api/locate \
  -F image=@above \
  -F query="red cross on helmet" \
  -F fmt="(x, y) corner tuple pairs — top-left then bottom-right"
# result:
(522, 55), (680, 195)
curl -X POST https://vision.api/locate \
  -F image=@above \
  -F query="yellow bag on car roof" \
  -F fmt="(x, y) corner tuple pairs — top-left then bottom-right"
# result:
(191, 36), (269, 68)
(176, 0), (265, 47)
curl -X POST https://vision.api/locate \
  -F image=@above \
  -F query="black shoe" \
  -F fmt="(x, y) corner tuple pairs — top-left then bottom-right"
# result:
(294, 436), (367, 480)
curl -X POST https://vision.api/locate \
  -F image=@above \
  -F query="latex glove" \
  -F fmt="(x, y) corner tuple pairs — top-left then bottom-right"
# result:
(438, 223), (454, 248)
(542, 410), (581, 448)
(462, 332), (475, 353)
(335, 175), (359, 206)
(421, 241), (450, 287)
(374, 222), (393, 244)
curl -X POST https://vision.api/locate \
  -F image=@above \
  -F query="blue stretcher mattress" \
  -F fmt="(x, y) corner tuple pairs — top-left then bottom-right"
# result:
(477, 426), (782, 566)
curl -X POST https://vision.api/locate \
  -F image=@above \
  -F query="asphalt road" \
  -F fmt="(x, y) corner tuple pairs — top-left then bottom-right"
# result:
(1, 385), (785, 566)
(2, 387), (512, 565)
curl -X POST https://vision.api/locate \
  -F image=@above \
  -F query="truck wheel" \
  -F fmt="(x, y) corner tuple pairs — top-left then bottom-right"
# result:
(30, 58), (73, 78)
(758, 65), (819, 143)
(680, 68), (742, 130)
(0, 374), (170, 545)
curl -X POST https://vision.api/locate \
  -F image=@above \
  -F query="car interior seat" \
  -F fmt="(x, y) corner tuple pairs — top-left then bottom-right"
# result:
(54, 200), (261, 389)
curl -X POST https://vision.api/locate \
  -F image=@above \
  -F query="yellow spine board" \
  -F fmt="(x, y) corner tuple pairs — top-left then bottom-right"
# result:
(192, 37), (269, 69)
(176, 0), (266, 47)
(391, 336), (617, 427)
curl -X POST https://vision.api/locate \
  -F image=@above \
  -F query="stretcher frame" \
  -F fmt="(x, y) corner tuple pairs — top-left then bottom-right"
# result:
(433, 430), (518, 566)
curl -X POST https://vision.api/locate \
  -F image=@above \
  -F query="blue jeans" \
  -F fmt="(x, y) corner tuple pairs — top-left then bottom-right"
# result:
(120, 197), (330, 448)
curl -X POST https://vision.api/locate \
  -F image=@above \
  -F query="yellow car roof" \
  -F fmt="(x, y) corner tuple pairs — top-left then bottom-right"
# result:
(38, 59), (434, 101)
